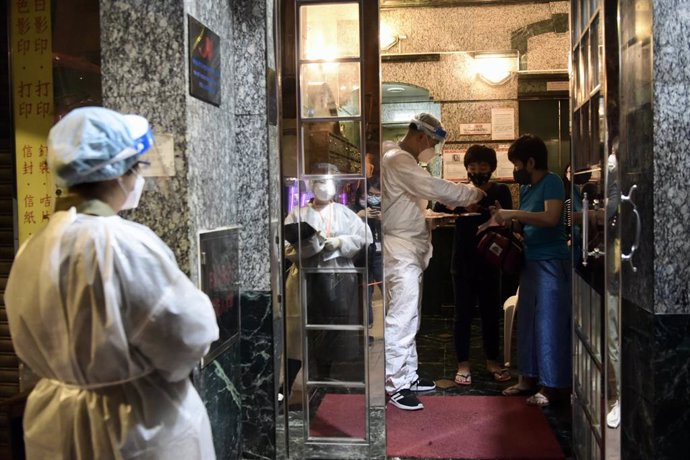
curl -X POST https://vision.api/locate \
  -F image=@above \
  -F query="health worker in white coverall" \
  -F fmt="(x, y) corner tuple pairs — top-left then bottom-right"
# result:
(4, 107), (219, 459)
(383, 113), (485, 411)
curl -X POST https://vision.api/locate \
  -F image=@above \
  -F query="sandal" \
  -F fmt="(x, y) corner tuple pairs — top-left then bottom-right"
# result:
(454, 372), (472, 386)
(490, 368), (512, 382)
(526, 392), (550, 407)
(502, 384), (536, 396)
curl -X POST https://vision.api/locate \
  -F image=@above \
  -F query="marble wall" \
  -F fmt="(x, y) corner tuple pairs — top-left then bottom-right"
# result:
(381, 2), (569, 150)
(652, 0), (690, 315)
(618, 0), (690, 457)
(101, 1), (279, 458)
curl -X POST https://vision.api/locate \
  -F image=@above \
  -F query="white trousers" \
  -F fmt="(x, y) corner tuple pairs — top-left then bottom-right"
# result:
(384, 238), (425, 394)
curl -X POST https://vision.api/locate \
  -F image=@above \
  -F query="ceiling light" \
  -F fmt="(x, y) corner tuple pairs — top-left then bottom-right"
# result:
(387, 86), (405, 93)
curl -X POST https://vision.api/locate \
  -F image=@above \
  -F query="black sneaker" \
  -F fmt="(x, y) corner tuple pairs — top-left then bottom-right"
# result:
(389, 389), (424, 410)
(410, 377), (436, 392)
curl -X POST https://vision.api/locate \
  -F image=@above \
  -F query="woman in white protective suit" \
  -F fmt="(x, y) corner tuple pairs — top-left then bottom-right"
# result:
(283, 165), (372, 393)
(4, 107), (219, 459)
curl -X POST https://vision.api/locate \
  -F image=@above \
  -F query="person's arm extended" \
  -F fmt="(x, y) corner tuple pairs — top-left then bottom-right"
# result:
(495, 199), (563, 228)
(388, 152), (484, 207)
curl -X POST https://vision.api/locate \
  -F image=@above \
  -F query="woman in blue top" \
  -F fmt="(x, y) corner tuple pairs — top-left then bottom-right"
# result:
(492, 134), (571, 407)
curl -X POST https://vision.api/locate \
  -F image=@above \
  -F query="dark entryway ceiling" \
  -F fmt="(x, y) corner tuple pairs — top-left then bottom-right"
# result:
(381, 0), (553, 7)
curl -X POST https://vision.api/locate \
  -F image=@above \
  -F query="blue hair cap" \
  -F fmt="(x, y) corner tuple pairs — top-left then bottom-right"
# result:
(48, 106), (153, 187)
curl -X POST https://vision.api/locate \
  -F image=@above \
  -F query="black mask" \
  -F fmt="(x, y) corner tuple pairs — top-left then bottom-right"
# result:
(468, 172), (492, 187)
(513, 168), (531, 185)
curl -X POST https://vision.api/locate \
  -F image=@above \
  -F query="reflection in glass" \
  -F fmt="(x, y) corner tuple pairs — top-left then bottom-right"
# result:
(308, 387), (367, 440)
(302, 121), (362, 175)
(300, 62), (361, 118)
(300, 3), (360, 60)
(306, 328), (365, 382)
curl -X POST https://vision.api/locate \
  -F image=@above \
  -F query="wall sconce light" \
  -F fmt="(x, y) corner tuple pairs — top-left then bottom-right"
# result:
(380, 23), (407, 52)
(471, 52), (518, 86)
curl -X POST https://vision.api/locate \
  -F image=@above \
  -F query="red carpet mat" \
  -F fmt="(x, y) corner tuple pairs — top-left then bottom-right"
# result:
(388, 395), (564, 459)
(310, 393), (367, 439)
(310, 394), (564, 459)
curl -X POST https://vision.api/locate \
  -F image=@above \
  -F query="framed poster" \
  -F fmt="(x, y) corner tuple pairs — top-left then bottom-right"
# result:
(188, 15), (221, 106)
(198, 226), (241, 367)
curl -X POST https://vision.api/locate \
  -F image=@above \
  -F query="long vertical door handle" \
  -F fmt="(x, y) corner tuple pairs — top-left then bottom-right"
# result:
(621, 184), (640, 272)
(581, 192), (589, 266)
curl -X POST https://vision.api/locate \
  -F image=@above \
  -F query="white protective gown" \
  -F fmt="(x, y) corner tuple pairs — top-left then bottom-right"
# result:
(5, 203), (219, 460)
(284, 201), (372, 361)
(381, 141), (483, 394)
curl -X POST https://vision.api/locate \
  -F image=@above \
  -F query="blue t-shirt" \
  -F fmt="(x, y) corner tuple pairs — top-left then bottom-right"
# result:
(520, 172), (570, 261)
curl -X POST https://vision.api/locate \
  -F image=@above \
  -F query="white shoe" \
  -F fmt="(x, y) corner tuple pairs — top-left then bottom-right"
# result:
(607, 401), (620, 428)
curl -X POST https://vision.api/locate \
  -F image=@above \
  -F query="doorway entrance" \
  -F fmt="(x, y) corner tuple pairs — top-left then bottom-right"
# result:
(276, 0), (621, 458)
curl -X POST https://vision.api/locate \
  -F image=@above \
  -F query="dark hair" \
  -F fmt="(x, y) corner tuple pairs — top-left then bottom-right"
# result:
(507, 134), (548, 170)
(408, 122), (421, 132)
(464, 144), (497, 171)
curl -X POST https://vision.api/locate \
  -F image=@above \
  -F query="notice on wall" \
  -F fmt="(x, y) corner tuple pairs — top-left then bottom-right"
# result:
(188, 15), (221, 106)
(11, 1), (55, 244)
(495, 144), (514, 180)
(443, 149), (468, 181)
(143, 133), (175, 177)
(443, 145), (515, 182)
(459, 123), (492, 135)
(491, 108), (515, 140)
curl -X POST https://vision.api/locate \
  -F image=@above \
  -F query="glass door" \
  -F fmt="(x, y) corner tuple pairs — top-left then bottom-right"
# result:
(278, 1), (383, 458)
(570, 0), (621, 458)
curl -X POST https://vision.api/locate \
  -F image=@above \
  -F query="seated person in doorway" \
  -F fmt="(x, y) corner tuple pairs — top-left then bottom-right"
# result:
(435, 144), (513, 385)
(491, 134), (572, 407)
(283, 164), (372, 393)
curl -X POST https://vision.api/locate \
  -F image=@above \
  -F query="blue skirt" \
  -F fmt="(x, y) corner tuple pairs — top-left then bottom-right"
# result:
(517, 259), (572, 388)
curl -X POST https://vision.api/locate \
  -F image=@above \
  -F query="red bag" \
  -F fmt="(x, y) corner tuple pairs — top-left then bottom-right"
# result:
(476, 226), (523, 274)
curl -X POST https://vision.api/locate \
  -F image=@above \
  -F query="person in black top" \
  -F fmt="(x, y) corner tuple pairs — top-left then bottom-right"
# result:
(436, 145), (513, 385)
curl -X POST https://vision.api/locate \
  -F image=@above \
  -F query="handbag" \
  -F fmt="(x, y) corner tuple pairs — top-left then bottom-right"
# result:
(476, 225), (523, 274)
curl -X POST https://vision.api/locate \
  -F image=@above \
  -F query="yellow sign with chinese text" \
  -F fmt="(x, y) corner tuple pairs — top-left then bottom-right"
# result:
(11, 0), (55, 244)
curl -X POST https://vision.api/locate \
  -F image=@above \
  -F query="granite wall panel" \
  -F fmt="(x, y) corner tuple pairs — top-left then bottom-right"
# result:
(652, 0), (690, 314)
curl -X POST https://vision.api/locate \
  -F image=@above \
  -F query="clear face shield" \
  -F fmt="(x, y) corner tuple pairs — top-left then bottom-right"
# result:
(413, 118), (447, 163)
(308, 176), (337, 202)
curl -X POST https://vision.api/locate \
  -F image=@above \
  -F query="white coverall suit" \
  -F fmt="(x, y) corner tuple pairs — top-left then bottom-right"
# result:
(382, 141), (483, 394)
(4, 202), (219, 460)
(284, 202), (372, 363)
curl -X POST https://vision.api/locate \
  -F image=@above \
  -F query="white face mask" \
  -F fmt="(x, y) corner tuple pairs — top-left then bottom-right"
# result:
(313, 180), (336, 201)
(119, 173), (145, 210)
(418, 136), (437, 163)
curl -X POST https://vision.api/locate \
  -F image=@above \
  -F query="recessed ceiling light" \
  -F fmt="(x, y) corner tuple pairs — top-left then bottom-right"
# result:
(387, 86), (405, 93)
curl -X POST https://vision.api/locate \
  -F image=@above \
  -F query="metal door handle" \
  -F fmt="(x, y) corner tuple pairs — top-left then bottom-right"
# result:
(621, 184), (640, 272)
(581, 192), (605, 266)
(581, 192), (589, 266)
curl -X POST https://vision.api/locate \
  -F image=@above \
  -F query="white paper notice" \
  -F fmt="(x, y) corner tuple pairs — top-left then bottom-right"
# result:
(443, 149), (468, 181)
(495, 144), (514, 179)
(491, 108), (515, 140)
(459, 123), (492, 135)
(143, 132), (176, 177)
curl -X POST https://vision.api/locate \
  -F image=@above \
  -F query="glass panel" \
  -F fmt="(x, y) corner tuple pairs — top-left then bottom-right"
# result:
(308, 386), (367, 440)
(302, 121), (362, 175)
(572, 46), (580, 106)
(304, 271), (365, 327)
(571, 0), (580, 44)
(590, 16), (600, 90)
(580, 0), (589, 33)
(578, 34), (588, 102)
(300, 3), (360, 60)
(300, 62), (361, 118)
(306, 329), (365, 382)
